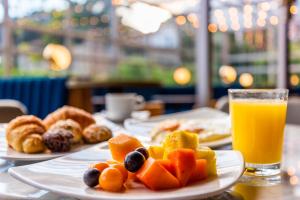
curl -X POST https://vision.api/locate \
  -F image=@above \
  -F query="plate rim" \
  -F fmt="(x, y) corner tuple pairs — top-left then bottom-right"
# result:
(8, 150), (244, 200)
(0, 141), (105, 161)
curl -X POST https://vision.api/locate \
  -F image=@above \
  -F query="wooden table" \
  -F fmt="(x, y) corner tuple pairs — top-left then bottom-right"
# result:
(1, 124), (300, 199)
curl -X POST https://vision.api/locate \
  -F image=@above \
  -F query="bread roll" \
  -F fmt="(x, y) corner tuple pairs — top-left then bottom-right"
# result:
(43, 106), (95, 130)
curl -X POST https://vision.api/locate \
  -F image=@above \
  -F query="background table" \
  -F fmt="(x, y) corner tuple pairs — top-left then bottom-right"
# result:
(1, 124), (300, 200)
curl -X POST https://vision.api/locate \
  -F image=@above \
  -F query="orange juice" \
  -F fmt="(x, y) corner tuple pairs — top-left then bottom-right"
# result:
(230, 99), (287, 164)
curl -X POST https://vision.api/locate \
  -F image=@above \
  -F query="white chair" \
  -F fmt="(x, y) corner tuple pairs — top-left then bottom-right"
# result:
(215, 96), (229, 113)
(0, 100), (27, 123)
(286, 96), (300, 125)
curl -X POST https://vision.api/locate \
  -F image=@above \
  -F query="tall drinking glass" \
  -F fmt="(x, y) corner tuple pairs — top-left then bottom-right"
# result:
(229, 89), (288, 184)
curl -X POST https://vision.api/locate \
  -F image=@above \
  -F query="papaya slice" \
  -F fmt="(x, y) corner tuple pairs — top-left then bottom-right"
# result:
(136, 158), (180, 190)
(168, 148), (196, 186)
(157, 159), (176, 176)
(108, 134), (143, 162)
(189, 159), (208, 183)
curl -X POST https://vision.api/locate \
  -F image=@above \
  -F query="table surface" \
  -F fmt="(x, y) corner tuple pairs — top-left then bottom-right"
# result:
(1, 124), (300, 200)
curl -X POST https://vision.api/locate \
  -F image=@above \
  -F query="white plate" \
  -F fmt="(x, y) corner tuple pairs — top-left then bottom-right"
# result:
(9, 147), (244, 200)
(0, 117), (124, 161)
(124, 108), (232, 148)
(0, 159), (75, 200)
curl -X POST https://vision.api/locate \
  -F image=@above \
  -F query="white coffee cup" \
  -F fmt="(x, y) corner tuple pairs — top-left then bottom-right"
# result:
(105, 93), (145, 121)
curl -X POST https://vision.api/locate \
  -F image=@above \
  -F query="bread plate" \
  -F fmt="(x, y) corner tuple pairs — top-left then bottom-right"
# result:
(0, 117), (122, 161)
(124, 108), (232, 149)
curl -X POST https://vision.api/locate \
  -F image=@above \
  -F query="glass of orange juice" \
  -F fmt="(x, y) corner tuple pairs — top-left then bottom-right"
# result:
(229, 89), (288, 183)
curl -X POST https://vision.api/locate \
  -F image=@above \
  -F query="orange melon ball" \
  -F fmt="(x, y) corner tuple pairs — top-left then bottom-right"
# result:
(111, 163), (128, 181)
(90, 162), (109, 172)
(99, 167), (124, 192)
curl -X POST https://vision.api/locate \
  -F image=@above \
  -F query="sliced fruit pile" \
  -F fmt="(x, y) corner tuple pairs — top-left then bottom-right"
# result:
(83, 131), (217, 192)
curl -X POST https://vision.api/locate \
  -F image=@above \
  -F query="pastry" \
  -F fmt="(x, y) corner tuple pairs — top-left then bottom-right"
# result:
(83, 124), (112, 144)
(6, 115), (46, 153)
(22, 134), (45, 154)
(6, 115), (45, 140)
(43, 106), (95, 129)
(43, 128), (73, 152)
(49, 119), (82, 144)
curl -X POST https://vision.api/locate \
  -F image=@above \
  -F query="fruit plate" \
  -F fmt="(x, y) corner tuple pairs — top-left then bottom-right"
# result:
(8, 147), (244, 200)
(0, 117), (123, 162)
(124, 107), (232, 149)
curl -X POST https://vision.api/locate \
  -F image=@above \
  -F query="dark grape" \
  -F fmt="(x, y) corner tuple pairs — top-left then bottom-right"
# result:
(124, 151), (145, 172)
(83, 168), (100, 187)
(135, 147), (149, 159)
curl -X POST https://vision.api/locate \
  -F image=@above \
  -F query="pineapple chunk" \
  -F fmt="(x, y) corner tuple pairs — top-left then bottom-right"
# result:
(196, 147), (217, 176)
(162, 130), (199, 159)
(148, 146), (164, 159)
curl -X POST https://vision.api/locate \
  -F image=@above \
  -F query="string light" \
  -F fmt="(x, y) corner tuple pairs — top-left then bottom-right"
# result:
(219, 24), (228, 32)
(187, 13), (197, 23)
(239, 73), (254, 88)
(270, 16), (279, 25)
(173, 67), (192, 85)
(214, 9), (224, 18)
(257, 18), (266, 27)
(231, 23), (240, 31)
(243, 4), (253, 29)
(176, 15), (186, 25)
(290, 5), (297, 15)
(288, 166), (296, 176)
(244, 21), (252, 29)
(112, 0), (121, 6)
(244, 4), (253, 13)
(208, 23), (218, 33)
(290, 74), (300, 86)
(219, 65), (237, 84)
(187, 13), (199, 28)
(258, 10), (267, 19)
(228, 7), (238, 16)
(260, 2), (271, 11)
(290, 176), (299, 185)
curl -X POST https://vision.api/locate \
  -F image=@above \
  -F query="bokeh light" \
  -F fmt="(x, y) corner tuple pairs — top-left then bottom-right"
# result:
(219, 65), (237, 84)
(287, 166), (296, 176)
(208, 23), (218, 33)
(176, 15), (186, 25)
(187, 13), (197, 23)
(290, 176), (299, 185)
(270, 16), (279, 25)
(239, 73), (254, 88)
(290, 74), (300, 86)
(173, 67), (192, 85)
(219, 24), (228, 32)
(43, 44), (72, 71)
(290, 5), (297, 15)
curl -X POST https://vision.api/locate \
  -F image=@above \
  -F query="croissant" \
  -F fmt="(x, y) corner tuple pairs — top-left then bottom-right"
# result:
(43, 106), (95, 130)
(6, 115), (46, 153)
(49, 119), (82, 144)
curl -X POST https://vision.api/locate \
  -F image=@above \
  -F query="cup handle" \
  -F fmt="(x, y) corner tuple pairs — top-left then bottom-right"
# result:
(134, 95), (145, 110)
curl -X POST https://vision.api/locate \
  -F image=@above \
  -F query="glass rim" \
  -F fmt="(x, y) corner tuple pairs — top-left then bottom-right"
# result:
(228, 89), (289, 94)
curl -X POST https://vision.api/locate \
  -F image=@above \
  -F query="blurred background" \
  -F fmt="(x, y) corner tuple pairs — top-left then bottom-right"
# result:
(0, 0), (298, 119)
